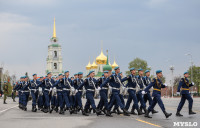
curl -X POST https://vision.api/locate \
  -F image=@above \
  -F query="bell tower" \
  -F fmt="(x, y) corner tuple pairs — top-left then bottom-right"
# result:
(46, 18), (63, 76)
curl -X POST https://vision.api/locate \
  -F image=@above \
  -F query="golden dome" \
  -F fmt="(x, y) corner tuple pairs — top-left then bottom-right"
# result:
(91, 60), (98, 69)
(96, 49), (107, 65)
(112, 57), (118, 69)
(86, 61), (91, 70)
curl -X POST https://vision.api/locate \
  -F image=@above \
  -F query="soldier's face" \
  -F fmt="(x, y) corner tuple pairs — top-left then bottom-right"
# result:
(146, 72), (150, 77)
(65, 72), (69, 76)
(74, 75), (78, 78)
(116, 68), (120, 74)
(90, 72), (95, 77)
(184, 74), (189, 78)
(157, 72), (163, 78)
(131, 70), (136, 75)
(79, 74), (83, 78)
(104, 73), (108, 77)
(59, 75), (63, 79)
(48, 74), (52, 78)
(33, 75), (37, 79)
(139, 71), (143, 76)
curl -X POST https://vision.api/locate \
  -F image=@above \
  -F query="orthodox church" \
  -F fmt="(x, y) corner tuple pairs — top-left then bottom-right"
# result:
(85, 49), (119, 77)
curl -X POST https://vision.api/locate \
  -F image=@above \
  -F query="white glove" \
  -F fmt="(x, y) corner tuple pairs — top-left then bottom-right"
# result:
(122, 86), (125, 90)
(142, 91), (146, 95)
(109, 86), (112, 90)
(97, 87), (101, 91)
(75, 89), (78, 94)
(176, 92), (180, 95)
(164, 83), (168, 86)
(71, 87), (75, 92)
(192, 82), (194, 86)
(50, 88), (52, 92)
(12, 90), (14, 92)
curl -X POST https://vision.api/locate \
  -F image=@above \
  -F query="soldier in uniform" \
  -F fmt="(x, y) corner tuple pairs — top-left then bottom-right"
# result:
(101, 67), (130, 116)
(176, 72), (196, 116)
(121, 68), (142, 115)
(53, 74), (64, 114)
(73, 72), (89, 116)
(3, 81), (9, 104)
(30, 74), (40, 112)
(12, 83), (16, 102)
(131, 69), (147, 114)
(143, 70), (172, 118)
(38, 76), (45, 112)
(77, 71), (102, 116)
(97, 71), (112, 117)
(21, 76), (31, 111)
(13, 77), (24, 109)
(142, 70), (158, 114)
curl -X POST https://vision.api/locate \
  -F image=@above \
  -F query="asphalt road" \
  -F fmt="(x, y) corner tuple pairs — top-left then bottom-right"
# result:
(0, 97), (199, 128)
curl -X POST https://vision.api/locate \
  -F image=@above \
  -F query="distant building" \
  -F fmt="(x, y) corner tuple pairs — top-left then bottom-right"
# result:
(85, 49), (119, 77)
(46, 18), (63, 76)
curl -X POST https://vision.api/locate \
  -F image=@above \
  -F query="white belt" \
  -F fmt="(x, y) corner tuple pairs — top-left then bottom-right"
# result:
(87, 89), (95, 91)
(78, 90), (83, 91)
(102, 87), (108, 90)
(128, 87), (136, 90)
(57, 89), (62, 91)
(23, 90), (30, 92)
(63, 88), (70, 91)
(31, 89), (37, 91)
(112, 87), (120, 90)
(44, 89), (50, 91)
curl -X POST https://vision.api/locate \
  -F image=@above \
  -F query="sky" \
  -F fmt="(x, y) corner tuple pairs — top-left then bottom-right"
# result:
(0, 0), (200, 84)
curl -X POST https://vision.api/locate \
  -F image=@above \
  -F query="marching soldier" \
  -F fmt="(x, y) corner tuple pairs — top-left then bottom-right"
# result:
(132, 69), (147, 114)
(176, 72), (196, 116)
(53, 74), (64, 114)
(3, 81), (9, 104)
(77, 71), (102, 116)
(73, 72), (89, 116)
(143, 70), (172, 118)
(142, 70), (158, 114)
(30, 74), (40, 112)
(21, 76), (31, 111)
(13, 77), (24, 109)
(12, 83), (16, 102)
(121, 68), (142, 115)
(38, 72), (55, 113)
(101, 67), (130, 116)
(38, 76), (45, 111)
(97, 71), (112, 117)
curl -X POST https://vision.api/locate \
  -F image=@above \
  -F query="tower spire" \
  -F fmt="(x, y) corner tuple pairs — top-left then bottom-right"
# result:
(53, 17), (56, 38)
(106, 50), (109, 65)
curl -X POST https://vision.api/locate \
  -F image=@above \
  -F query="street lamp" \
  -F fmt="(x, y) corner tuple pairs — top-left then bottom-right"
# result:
(185, 53), (194, 96)
(170, 65), (174, 98)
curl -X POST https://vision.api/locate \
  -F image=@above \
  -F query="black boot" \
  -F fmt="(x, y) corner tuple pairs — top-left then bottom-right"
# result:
(106, 110), (113, 117)
(164, 111), (172, 118)
(69, 107), (74, 115)
(50, 106), (54, 113)
(131, 109), (137, 115)
(123, 109), (130, 116)
(116, 108), (123, 115)
(111, 109), (117, 114)
(59, 108), (64, 115)
(3, 101), (7, 104)
(23, 106), (27, 111)
(81, 108), (89, 116)
(189, 109), (196, 115)
(95, 109), (103, 116)
(140, 107), (145, 114)
(145, 110), (152, 118)
(54, 106), (59, 113)
(176, 111), (183, 117)
(152, 109), (158, 114)
(32, 106), (35, 112)
(13, 99), (16, 102)
(34, 106), (37, 112)
(102, 108), (107, 114)
(137, 109), (142, 115)
(73, 107), (77, 114)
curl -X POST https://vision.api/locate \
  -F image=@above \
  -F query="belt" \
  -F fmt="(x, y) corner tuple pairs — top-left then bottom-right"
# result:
(63, 88), (70, 91)
(78, 90), (83, 91)
(30, 89), (37, 91)
(182, 88), (189, 90)
(87, 89), (95, 91)
(112, 87), (120, 90)
(57, 89), (62, 91)
(23, 90), (29, 92)
(128, 87), (136, 90)
(102, 87), (108, 90)
(153, 89), (161, 91)
(45, 89), (50, 91)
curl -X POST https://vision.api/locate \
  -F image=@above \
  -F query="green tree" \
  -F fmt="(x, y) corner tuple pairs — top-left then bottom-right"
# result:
(126, 57), (151, 75)
(173, 76), (182, 88)
(188, 66), (200, 96)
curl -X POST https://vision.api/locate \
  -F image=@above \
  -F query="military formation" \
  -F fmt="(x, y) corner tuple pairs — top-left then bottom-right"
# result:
(8, 66), (196, 118)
